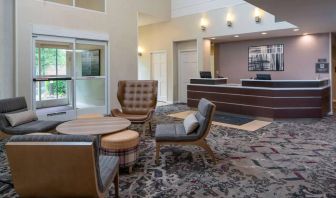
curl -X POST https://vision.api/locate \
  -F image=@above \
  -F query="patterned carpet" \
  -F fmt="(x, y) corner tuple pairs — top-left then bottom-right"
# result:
(1, 104), (336, 198)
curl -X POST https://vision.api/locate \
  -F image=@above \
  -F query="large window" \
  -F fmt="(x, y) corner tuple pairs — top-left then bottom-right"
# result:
(45, 0), (105, 12)
(34, 41), (73, 109)
(35, 47), (68, 101)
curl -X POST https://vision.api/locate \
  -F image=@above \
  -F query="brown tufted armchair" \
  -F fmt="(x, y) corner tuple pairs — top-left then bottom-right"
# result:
(111, 80), (158, 136)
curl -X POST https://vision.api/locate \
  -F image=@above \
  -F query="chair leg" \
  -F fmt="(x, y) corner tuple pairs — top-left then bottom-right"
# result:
(0, 131), (9, 140)
(148, 122), (152, 134)
(114, 172), (119, 198)
(142, 123), (146, 137)
(199, 140), (216, 164)
(155, 143), (160, 165)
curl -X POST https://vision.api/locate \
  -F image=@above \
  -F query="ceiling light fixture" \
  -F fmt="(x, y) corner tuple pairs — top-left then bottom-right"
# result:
(226, 13), (233, 27)
(234, 35), (239, 38)
(211, 37), (216, 40)
(200, 18), (208, 31)
(293, 28), (300, 32)
(254, 8), (262, 23)
(138, 46), (144, 56)
(261, 32), (267, 35)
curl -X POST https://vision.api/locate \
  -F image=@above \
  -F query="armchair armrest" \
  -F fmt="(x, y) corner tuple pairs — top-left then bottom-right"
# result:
(111, 108), (122, 117)
(145, 108), (156, 122)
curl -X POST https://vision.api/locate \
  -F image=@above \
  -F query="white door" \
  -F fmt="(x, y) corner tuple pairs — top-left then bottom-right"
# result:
(151, 52), (167, 102)
(178, 50), (198, 103)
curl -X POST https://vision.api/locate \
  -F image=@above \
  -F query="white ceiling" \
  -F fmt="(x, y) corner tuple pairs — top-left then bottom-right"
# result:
(245, 0), (336, 34)
(172, 0), (245, 18)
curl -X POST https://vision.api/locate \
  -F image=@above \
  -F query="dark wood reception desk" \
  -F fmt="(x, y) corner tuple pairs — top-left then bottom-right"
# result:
(188, 79), (330, 119)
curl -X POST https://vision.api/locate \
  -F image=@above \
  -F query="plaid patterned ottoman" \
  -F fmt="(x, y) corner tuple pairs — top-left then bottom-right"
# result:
(100, 130), (140, 173)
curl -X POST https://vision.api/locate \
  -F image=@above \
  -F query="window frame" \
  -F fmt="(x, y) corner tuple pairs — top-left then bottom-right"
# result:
(42, 0), (107, 13)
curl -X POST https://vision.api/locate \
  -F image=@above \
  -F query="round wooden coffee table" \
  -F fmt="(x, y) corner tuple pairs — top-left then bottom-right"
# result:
(56, 117), (131, 136)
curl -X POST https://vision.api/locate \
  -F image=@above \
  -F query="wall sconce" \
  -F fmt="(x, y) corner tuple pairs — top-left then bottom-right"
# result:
(226, 13), (233, 27)
(138, 46), (144, 56)
(200, 18), (208, 31)
(254, 8), (262, 23)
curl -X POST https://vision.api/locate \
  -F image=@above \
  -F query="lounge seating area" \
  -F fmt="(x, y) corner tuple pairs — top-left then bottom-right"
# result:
(1, 100), (336, 197)
(1, 0), (336, 197)
(0, 92), (220, 197)
(0, 97), (62, 135)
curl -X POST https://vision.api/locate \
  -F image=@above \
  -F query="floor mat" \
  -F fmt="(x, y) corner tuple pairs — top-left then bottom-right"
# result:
(168, 110), (271, 131)
(213, 113), (254, 125)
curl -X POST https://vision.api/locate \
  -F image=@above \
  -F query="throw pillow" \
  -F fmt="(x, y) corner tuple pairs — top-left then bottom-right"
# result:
(5, 110), (38, 127)
(183, 113), (199, 134)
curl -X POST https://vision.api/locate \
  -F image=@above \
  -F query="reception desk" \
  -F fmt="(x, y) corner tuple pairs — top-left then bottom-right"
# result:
(187, 79), (330, 119)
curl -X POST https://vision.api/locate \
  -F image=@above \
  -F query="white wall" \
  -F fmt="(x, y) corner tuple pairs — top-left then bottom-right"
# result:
(14, 0), (170, 109)
(0, 0), (15, 99)
(138, 56), (151, 80)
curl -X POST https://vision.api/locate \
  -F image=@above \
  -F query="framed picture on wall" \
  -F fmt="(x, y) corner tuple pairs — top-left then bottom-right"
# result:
(81, 50), (100, 76)
(248, 44), (284, 71)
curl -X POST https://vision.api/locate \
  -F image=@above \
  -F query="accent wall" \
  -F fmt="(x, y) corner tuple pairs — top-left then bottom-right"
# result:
(215, 33), (330, 83)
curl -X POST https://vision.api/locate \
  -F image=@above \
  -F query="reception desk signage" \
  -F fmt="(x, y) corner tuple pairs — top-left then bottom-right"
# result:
(316, 62), (329, 73)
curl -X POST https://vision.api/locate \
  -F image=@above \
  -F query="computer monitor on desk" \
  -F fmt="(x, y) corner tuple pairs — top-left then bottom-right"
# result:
(200, 71), (212, 78)
(256, 74), (271, 80)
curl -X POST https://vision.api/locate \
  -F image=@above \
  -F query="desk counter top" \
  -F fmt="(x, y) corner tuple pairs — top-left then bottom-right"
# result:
(240, 79), (329, 88)
(188, 83), (329, 91)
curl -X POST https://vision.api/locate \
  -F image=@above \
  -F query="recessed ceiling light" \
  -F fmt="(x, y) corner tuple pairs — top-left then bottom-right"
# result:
(261, 32), (267, 35)
(211, 37), (216, 40)
(234, 35), (239, 38)
(293, 28), (300, 32)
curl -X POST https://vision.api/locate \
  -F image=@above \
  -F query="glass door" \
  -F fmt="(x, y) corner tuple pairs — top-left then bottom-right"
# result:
(75, 40), (108, 115)
(33, 36), (76, 120)
(32, 36), (109, 120)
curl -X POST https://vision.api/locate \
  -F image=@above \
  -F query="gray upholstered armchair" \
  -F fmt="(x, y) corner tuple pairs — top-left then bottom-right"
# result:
(0, 97), (62, 136)
(155, 98), (216, 164)
(6, 135), (120, 198)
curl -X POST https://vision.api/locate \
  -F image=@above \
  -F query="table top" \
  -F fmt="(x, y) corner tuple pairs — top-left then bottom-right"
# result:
(56, 117), (131, 136)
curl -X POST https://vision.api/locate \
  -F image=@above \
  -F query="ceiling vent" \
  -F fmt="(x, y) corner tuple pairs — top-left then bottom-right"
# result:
(274, 16), (285, 23)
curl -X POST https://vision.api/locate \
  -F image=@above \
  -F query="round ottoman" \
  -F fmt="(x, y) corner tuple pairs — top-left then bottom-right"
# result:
(78, 113), (104, 119)
(100, 130), (140, 173)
